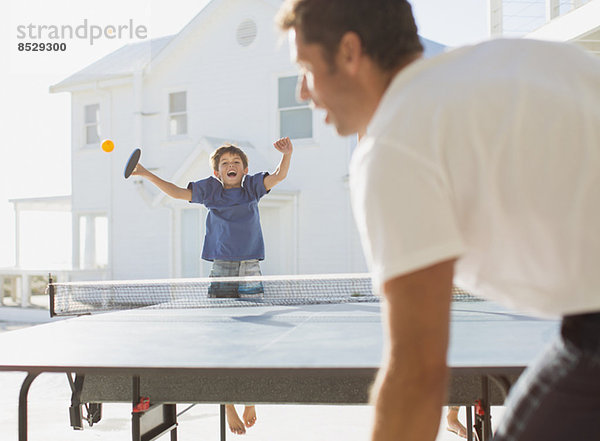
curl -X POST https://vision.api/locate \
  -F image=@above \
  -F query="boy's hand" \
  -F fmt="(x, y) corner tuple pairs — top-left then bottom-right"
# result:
(264, 137), (293, 191)
(131, 163), (148, 177)
(273, 137), (293, 155)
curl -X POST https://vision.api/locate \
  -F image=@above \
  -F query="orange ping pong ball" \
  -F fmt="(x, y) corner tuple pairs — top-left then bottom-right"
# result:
(101, 139), (114, 153)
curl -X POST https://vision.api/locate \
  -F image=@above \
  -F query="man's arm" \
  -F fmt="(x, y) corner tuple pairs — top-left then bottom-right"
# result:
(371, 259), (455, 441)
(264, 137), (293, 191)
(132, 164), (192, 201)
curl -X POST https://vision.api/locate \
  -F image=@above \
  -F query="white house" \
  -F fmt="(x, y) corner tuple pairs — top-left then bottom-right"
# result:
(48, 0), (446, 281)
(489, 0), (599, 53)
(7, 0), (596, 302)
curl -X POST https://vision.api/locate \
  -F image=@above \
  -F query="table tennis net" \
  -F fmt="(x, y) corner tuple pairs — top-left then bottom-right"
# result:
(48, 273), (482, 317)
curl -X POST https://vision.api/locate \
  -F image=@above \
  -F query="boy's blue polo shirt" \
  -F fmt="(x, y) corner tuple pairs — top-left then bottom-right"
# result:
(187, 172), (269, 261)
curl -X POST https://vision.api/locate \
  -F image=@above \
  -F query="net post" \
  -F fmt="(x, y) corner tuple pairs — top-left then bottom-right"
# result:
(47, 273), (56, 318)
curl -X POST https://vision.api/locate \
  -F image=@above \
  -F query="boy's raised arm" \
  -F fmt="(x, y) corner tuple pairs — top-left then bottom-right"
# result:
(132, 164), (192, 201)
(264, 137), (293, 191)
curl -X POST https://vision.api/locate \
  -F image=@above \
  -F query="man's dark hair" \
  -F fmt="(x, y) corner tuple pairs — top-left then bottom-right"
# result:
(276, 0), (423, 71)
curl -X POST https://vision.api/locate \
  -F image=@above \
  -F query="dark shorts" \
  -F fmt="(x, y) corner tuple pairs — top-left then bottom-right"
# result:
(208, 259), (264, 298)
(494, 311), (600, 441)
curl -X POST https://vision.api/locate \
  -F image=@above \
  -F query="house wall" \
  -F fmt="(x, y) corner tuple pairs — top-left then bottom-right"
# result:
(68, 0), (368, 280)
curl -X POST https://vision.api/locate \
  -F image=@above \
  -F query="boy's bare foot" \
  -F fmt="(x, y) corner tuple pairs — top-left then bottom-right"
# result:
(447, 422), (468, 438)
(243, 405), (257, 428)
(447, 408), (478, 440)
(226, 405), (246, 435)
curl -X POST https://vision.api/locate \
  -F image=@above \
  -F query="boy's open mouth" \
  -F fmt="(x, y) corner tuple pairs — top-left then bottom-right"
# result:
(227, 171), (237, 178)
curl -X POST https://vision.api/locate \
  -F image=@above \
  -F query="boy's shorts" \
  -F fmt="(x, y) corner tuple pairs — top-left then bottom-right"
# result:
(208, 259), (264, 298)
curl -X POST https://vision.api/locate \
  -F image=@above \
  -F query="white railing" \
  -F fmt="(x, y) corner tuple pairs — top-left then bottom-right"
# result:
(490, 0), (594, 36)
(0, 267), (108, 307)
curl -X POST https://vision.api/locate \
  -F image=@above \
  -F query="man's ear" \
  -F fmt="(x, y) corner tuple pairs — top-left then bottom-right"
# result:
(338, 31), (363, 75)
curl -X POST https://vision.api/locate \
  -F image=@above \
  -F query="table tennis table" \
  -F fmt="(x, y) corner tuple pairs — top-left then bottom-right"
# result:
(0, 279), (558, 441)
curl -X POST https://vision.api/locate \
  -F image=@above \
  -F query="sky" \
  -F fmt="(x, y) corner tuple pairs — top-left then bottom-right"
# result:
(0, 0), (489, 268)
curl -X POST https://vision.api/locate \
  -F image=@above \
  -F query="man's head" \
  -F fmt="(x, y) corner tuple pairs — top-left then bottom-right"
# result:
(277, 0), (422, 71)
(210, 144), (249, 188)
(276, 0), (423, 136)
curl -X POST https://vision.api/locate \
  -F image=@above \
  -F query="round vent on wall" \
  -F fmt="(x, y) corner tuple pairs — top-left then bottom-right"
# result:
(236, 19), (257, 47)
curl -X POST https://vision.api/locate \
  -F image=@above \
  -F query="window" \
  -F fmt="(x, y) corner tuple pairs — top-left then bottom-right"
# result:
(84, 104), (100, 145)
(278, 76), (312, 139)
(169, 91), (187, 136)
(78, 214), (108, 269)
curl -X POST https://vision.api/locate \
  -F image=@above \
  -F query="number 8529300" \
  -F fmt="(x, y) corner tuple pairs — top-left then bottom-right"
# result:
(18, 42), (67, 51)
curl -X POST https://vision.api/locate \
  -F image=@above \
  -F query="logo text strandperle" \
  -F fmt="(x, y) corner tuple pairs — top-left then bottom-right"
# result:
(16, 19), (148, 45)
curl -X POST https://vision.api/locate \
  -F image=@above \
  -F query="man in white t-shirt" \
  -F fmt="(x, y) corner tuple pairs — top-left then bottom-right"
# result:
(277, 1), (600, 440)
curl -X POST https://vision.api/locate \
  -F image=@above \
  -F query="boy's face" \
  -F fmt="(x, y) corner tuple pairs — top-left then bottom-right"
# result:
(214, 152), (248, 188)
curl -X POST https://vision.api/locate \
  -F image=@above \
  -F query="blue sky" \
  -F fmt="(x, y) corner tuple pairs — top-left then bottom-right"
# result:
(0, 0), (488, 267)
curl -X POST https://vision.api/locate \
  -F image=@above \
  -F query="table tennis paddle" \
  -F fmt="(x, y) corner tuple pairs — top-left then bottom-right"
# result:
(124, 148), (141, 179)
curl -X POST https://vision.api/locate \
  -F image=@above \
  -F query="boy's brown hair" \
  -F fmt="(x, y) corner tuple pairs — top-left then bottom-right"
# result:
(276, 0), (423, 71)
(210, 144), (249, 172)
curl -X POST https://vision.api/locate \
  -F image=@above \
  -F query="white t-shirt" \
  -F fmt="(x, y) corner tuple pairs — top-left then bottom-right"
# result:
(350, 39), (600, 317)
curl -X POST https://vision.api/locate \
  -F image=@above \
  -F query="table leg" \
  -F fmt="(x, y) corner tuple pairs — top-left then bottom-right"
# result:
(19, 373), (40, 441)
(466, 405), (473, 441)
(220, 404), (226, 441)
(132, 376), (141, 441)
(482, 376), (492, 440)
